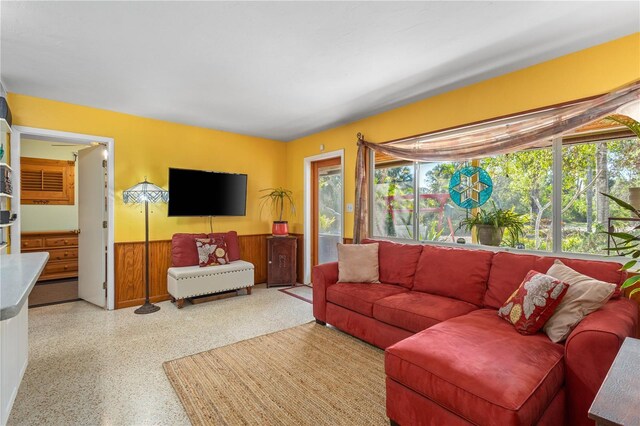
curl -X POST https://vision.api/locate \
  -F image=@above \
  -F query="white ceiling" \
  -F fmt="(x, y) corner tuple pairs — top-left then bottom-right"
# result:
(1, 2), (638, 141)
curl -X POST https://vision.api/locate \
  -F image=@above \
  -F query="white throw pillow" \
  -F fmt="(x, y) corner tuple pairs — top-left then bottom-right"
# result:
(337, 243), (380, 283)
(543, 260), (616, 343)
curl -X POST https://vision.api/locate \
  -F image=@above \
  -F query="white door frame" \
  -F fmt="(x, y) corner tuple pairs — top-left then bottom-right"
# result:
(303, 149), (344, 284)
(10, 126), (116, 310)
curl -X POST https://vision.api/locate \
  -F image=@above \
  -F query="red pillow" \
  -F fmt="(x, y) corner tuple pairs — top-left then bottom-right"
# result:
(498, 270), (569, 335)
(172, 233), (208, 266)
(209, 231), (240, 261)
(172, 231), (241, 266)
(195, 237), (230, 267)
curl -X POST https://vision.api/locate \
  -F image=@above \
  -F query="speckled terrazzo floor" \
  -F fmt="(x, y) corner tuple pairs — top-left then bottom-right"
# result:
(8, 284), (314, 426)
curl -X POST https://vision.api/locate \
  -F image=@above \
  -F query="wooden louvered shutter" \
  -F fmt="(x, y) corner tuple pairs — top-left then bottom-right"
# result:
(21, 157), (75, 205)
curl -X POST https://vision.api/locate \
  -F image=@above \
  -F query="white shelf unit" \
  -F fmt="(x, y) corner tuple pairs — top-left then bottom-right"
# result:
(1, 118), (11, 252)
(0, 118), (11, 134)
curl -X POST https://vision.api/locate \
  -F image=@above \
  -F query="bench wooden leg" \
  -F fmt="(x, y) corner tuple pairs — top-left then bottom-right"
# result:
(176, 298), (185, 309)
(246, 286), (252, 295)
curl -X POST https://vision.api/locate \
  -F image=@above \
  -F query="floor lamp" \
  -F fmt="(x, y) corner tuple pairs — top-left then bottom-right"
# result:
(123, 178), (169, 314)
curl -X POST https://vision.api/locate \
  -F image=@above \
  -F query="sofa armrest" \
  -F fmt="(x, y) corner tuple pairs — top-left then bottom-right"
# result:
(312, 262), (339, 323)
(564, 298), (638, 426)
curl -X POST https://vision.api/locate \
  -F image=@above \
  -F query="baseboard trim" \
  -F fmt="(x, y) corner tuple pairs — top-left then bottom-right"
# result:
(115, 294), (171, 309)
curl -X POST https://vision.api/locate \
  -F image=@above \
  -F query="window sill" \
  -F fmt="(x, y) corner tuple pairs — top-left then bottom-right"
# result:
(369, 236), (632, 264)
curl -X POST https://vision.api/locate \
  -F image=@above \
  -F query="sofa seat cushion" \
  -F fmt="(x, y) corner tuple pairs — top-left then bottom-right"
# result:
(326, 283), (408, 317)
(386, 309), (564, 426)
(373, 291), (478, 333)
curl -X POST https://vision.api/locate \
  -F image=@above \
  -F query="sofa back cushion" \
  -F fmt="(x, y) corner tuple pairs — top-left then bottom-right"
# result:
(412, 245), (494, 306)
(172, 231), (241, 266)
(484, 252), (538, 309)
(362, 239), (423, 288)
(534, 257), (624, 296)
(484, 252), (625, 309)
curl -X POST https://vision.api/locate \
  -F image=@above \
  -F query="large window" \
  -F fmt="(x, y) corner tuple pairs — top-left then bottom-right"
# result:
(371, 127), (639, 257)
(373, 162), (415, 239)
(561, 137), (640, 255)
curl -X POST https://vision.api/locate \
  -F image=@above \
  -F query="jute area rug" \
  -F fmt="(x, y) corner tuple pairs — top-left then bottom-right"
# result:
(163, 322), (387, 425)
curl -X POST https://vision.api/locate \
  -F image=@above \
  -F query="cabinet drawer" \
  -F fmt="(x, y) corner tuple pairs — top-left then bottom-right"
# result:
(47, 248), (79, 261)
(22, 238), (44, 250)
(45, 236), (78, 247)
(42, 260), (78, 276)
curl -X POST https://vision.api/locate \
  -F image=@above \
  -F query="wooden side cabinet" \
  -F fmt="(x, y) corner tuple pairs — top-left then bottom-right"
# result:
(267, 236), (297, 287)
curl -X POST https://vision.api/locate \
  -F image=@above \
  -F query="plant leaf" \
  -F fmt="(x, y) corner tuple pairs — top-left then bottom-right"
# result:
(600, 192), (640, 218)
(621, 260), (637, 271)
(607, 232), (638, 241)
(629, 288), (640, 299)
(604, 244), (638, 251)
(621, 274), (640, 289)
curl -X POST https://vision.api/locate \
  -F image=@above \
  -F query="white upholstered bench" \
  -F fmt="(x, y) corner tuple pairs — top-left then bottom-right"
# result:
(167, 260), (255, 308)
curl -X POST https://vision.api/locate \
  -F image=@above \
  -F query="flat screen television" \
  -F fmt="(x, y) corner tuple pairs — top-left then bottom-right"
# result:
(168, 168), (247, 216)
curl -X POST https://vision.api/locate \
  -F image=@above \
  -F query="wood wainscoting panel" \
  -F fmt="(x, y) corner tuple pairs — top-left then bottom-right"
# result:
(291, 233), (304, 284)
(238, 234), (268, 284)
(115, 234), (276, 309)
(149, 241), (172, 302)
(114, 242), (146, 309)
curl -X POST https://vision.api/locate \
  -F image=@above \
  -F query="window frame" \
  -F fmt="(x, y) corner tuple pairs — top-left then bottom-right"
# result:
(368, 128), (637, 262)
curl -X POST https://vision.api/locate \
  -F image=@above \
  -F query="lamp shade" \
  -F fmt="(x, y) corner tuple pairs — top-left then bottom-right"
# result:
(123, 179), (169, 204)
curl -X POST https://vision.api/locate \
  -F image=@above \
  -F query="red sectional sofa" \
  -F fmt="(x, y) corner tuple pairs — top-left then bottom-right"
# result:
(312, 240), (638, 426)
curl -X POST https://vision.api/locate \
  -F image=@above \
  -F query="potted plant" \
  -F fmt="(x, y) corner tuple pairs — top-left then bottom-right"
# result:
(602, 193), (640, 299)
(458, 202), (527, 247)
(259, 187), (295, 236)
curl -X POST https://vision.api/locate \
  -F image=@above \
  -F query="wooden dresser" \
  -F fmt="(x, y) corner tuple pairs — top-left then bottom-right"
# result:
(21, 231), (79, 281)
(266, 236), (297, 287)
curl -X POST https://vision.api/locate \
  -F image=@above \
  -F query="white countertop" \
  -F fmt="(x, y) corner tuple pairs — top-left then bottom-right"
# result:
(0, 252), (49, 320)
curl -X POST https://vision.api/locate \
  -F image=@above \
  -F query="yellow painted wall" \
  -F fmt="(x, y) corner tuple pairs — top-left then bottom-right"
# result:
(285, 33), (640, 238)
(8, 33), (640, 242)
(7, 94), (287, 242)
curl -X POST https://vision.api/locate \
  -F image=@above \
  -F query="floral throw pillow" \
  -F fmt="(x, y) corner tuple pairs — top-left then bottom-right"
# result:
(498, 270), (569, 335)
(195, 237), (229, 267)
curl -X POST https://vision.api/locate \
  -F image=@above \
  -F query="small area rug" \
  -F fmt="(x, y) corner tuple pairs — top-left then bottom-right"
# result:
(163, 322), (386, 425)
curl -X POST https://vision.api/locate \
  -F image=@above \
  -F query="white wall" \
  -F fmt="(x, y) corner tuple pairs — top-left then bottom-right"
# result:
(20, 139), (85, 232)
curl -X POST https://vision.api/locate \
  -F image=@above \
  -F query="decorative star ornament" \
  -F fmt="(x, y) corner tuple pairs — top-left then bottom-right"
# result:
(449, 166), (493, 209)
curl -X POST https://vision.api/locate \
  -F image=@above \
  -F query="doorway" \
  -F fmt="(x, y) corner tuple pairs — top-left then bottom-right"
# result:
(10, 126), (115, 310)
(304, 150), (344, 284)
(312, 157), (342, 266)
